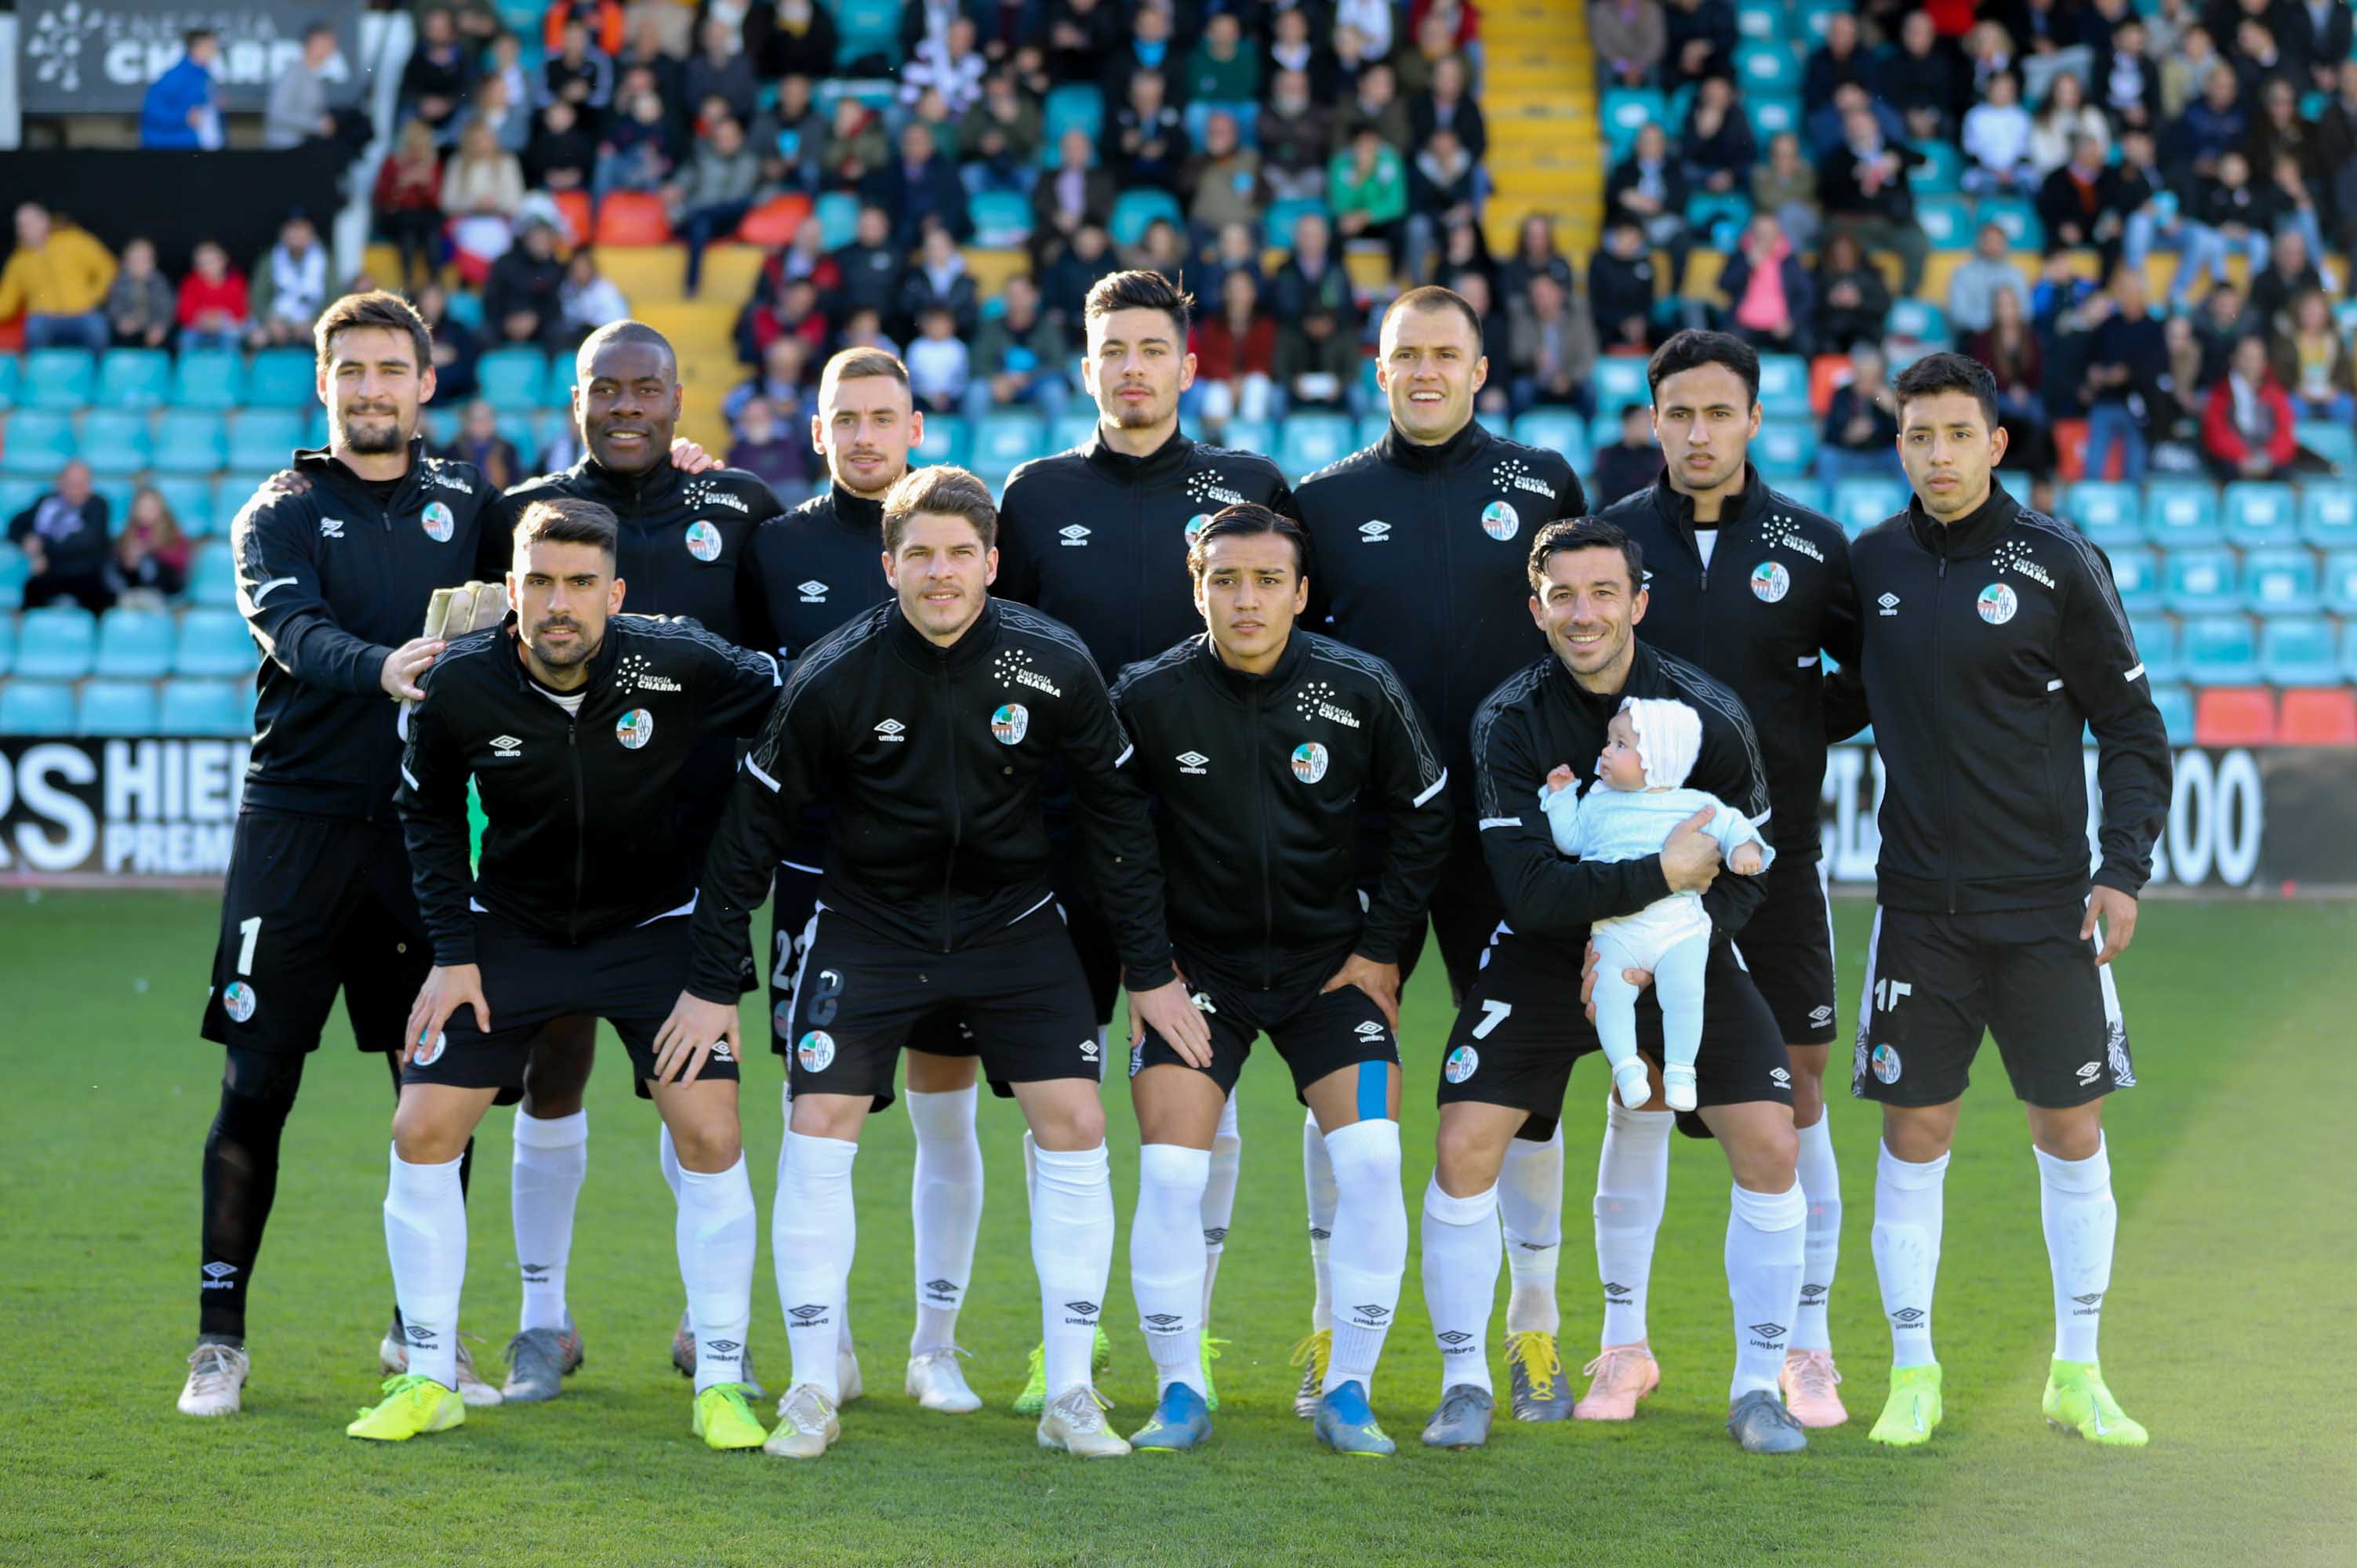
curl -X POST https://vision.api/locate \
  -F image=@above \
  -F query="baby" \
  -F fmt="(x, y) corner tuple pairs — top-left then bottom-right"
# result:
(1540, 697), (1774, 1112)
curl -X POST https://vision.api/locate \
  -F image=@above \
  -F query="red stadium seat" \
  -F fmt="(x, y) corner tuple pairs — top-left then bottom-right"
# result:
(1809, 354), (1848, 416)
(736, 194), (814, 247)
(594, 193), (673, 247)
(2279, 688), (2357, 746)
(2194, 687), (2279, 746)
(2051, 418), (2089, 481)
(552, 190), (594, 247)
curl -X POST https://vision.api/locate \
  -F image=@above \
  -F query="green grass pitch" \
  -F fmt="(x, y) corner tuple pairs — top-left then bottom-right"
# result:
(2, 891), (2350, 1567)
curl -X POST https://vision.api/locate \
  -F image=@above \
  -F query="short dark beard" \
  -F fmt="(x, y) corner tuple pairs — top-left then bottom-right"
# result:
(340, 414), (406, 454)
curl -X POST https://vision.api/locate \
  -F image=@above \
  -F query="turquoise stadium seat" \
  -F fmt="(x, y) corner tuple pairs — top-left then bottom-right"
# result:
(0, 612), (13, 673)
(1687, 191), (1752, 249)
(2143, 481), (2222, 545)
(2344, 620), (2357, 681)
(1355, 412), (1390, 452)
(2322, 549), (2357, 612)
(1184, 100), (1259, 149)
(913, 412), (969, 468)
(93, 608), (174, 677)
(172, 349), (245, 409)
(0, 681), (76, 735)
(2180, 615), (2260, 684)
(1915, 195), (1974, 249)
(1771, 477), (1828, 514)
(2, 410), (78, 474)
(2149, 681), (2197, 746)
(2222, 482), (2301, 546)
(174, 608), (254, 677)
(1600, 89), (1665, 157)
(0, 354), (18, 408)
(214, 473), (274, 527)
(2242, 546), (2321, 612)
(14, 606), (97, 677)
(2109, 544), (2163, 612)
(244, 349), (317, 408)
(228, 409), (306, 471)
(21, 350), (95, 409)
(1264, 197), (1324, 249)
(1593, 358), (1650, 411)
(1514, 409), (1589, 466)
(1885, 299), (1950, 344)
(968, 190), (1031, 248)
(1051, 408), (1098, 452)
(970, 413), (1047, 480)
(79, 408), (153, 475)
(158, 677), (250, 736)
(2130, 615), (2179, 684)
(814, 191), (861, 249)
(1913, 141), (1964, 194)
(2065, 481), (2143, 546)
(78, 679), (158, 736)
(154, 409), (228, 473)
(477, 350), (550, 412)
(2259, 617), (2341, 684)
(1832, 479), (1906, 535)
(1751, 96), (1804, 140)
(1756, 355), (1810, 419)
(2297, 420), (2356, 470)
(1222, 417), (1275, 459)
(188, 542), (238, 607)
(1042, 85), (1103, 155)
(2162, 546), (2240, 613)
(0, 543), (24, 603)
(1279, 413), (1356, 479)
(97, 349), (173, 410)
(1977, 196), (2043, 250)
(834, 0), (905, 66)
(1752, 423), (1818, 479)
(1737, 5), (1787, 40)
(1795, 0), (1851, 42)
(1734, 42), (1801, 95)
(1585, 412), (1627, 463)
(1109, 188), (1183, 249)
(2300, 483), (2357, 547)
(151, 473), (216, 539)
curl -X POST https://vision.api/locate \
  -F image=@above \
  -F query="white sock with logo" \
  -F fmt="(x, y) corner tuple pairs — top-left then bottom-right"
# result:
(676, 1154), (756, 1392)
(1200, 1092), (1242, 1323)
(774, 1131), (858, 1402)
(1725, 1180), (1807, 1400)
(1324, 1120), (1407, 1394)
(1593, 1100), (1672, 1348)
(1131, 1143), (1211, 1396)
(1303, 1108), (1338, 1332)
(511, 1109), (587, 1334)
(1498, 1125), (1564, 1336)
(383, 1145), (467, 1391)
(1872, 1142), (1949, 1369)
(2036, 1136), (2115, 1364)
(1030, 1142), (1115, 1397)
(905, 1087), (983, 1354)
(1792, 1112), (1842, 1353)
(1421, 1177), (1501, 1394)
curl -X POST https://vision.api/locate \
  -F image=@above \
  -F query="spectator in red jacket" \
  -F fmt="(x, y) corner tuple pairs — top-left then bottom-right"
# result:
(1188, 269), (1279, 434)
(2202, 333), (2301, 481)
(176, 241), (250, 350)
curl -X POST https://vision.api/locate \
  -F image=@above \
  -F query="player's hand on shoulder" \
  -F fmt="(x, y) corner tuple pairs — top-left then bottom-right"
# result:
(1661, 807), (1722, 893)
(670, 436), (719, 474)
(261, 468), (312, 498)
(404, 964), (488, 1065)
(1130, 978), (1213, 1068)
(2083, 885), (2138, 966)
(652, 990), (742, 1084)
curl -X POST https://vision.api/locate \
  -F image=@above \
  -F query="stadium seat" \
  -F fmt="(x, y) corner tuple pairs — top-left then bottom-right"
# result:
(2257, 615), (2339, 684)
(551, 188), (594, 246)
(736, 193), (814, 246)
(2179, 614), (2260, 684)
(1831, 479), (1906, 535)
(0, 680), (76, 735)
(834, 0), (905, 66)
(2296, 419), (2355, 472)
(2064, 480), (2144, 546)
(594, 191), (673, 246)
(1912, 142), (1964, 195)
(1794, 0), (1851, 42)
(245, 349), (318, 408)
(153, 473), (216, 539)
(188, 542), (238, 607)
(1353, 412), (1390, 452)
(1043, 83), (1106, 147)
(1279, 412), (1356, 479)
(1770, 477), (1827, 514)
(968, 190), (1032, 248)
(96, 349), (172, 410)
(1750, 96), (1804, 140)
(1263, 197), (1324, 250)
(0, 611), (13, 674)
(969, 413), (1047, 481)
(1734, 42), (1801, 95)
(1736, 5), (1787, 40)
(1592, 358), (1651, 412)
(1185, 100), (1259, 149)
(1051, 408), (1099, 452)
(2279, 686), (2357, 744)
(170, 347), (245, 409)
(1686, 191), (1751, 249)
(149, 408), (227, 474)
(0, 476), (42, 517)
(1976, 196), (2043, 250)
(2148, 681), (2196, 745)
(2194, 687), (2276, 746)
(2162, 546), (2240, 613)
(1514, 409), (1589, 467)
(2, 409), (78, 474)
(2322, 549), (2357, 612)
(2108, 545), (2164, 612)
(14, 606), (97, 678)
(1756, 355), (1811, 419)
(0, 353), (18, 408)
(1752, 423), (1818, 479)
(1914, 195), (1974, 249)
(20, 349), (94, 410)
(913, 412), (969, 468)
(77, 679), (159, 737)
(0, 543), (24, 604)
(2300, 482), (2357, 547)
(2143, 481), (2223, 545)
(477, 349), (550, 412)
(1600, 89), (1665, 159)
(174, 608), (254, 677)
(1109, 188), (1184, 249)
(93, 607), (174, 678)
(227, 409), (307, 472)
(1222, 417), (1275, 459)
(158, 677), (251, 737)
(2242, 546), (2321, 612)
(814, 192), (860, 251)
(2130, 615), (2179, 684)
(2221, 482), (2301, 546)
(1884, 299), (1950, 345)
(78, 408), (153, 475)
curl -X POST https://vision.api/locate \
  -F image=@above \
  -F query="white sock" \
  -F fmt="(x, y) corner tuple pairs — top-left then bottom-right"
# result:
(1324, 1120), (1406, 1394)
(658, 1120), (682, 1201)
(676, 1154), (757, 1392)
(1131, 1143), (1211, 1396)
(1420, 1177), (1501, 1394)
(1593, 1101), (1672, 1348)
(1031, 1142), (1114, 1396)
(511, 1109), (587, 1334)
(1498, 1125), (1564, 1335)
(1303, 1108), (1337, 1331)
(1201, 1092), (1241, 1324)
(383, 1145), (467, 1390)
(1725, 1180), (1807, 1399)
(1872, 1141), (1949, 1369)
(1792, 1112), (1842, 1353)
(773, 1131), (858, 1401)
(905, 1087), (983, 1354)
(2036, 1136), (2115, 1364)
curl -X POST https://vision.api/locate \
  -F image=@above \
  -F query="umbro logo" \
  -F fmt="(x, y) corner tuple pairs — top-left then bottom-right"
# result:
(1603, 1282), (1631, 1298)
(1308, 1227), (1331, 1241)
(491, 735), (522, 757)
(2072, 1293), (2105, 1314)
(1142, 1313), (1183, 1329)
(1801, 1283), (1828, 1301)
(1354, 1021), (1386, 1038)
(318, 517), (345, 538)
(1203, 1226), (1229, 1243)
(874, 718), (906, 742)
(404, 1324), (436, 1345)
(1878, 592), (1901, 616)
(1353, 1305), (1391, 1320)
(707, 1339), (741, 1356)
(1890, 1307), (1926, 1325)
(521, 1262), (549, 1278)
(797, 580), (828, 602)
(1358, 520), (1391, 542)
(924, 1279), (958, 1297)
(1810, 1005), (1835, 1026)
(2076, 1061), (2102, 1084)
(202, 1261), (237, 1279)
(1059, 524), (1091, 546)
(1176, 750), (1209, 774)
(1080, 1038), (1100, 1062)
(1436, 1330), (1474, 1347)
(1748, 1322), (1788, 1340)
(1770, 1066), (1792, 1086)
(788, 1304), (828, 1321)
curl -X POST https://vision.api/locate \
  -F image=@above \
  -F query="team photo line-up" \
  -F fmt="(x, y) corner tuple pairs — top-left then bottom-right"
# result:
(174, 267), (2168, 1462)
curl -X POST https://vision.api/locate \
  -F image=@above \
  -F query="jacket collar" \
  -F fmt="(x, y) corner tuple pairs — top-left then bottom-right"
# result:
(1083, 421), (1193, 484)
(566, 452), (684, 515)
(1546, 635), (1659, 717)
(887, 593), (1001, 674)
(1650, 461), (1770, 541)
(292, 437), (429, 511)
(1378, 416), (1489, 474)
(500, 611), (626, 697)
(1905, 474), (2017, 558)
(824, 482), (886, 538)
(1191, 626), (1310, 702)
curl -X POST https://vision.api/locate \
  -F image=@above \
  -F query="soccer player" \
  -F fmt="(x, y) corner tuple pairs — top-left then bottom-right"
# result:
(1420, 518), (1811, 1457)
(351, 495), (783, 1444)
(744, 347), (989, 1414)
(1837, 353), (2169, 1447)
(180, 291), (503, 1417)
(1111, 504), (1449, 1455)
(1589, 330), (1862, 1425)
(660, 465), (1209, 1461)
(993, 270), (1297, 1408)
(1290, 285), (1589, 1418)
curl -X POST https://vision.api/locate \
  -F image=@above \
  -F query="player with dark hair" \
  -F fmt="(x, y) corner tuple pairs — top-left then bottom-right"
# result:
(1837, 350), (2169, 1449)
(180, 291), (503, 1417)
(1287, 283), (1590, 1417)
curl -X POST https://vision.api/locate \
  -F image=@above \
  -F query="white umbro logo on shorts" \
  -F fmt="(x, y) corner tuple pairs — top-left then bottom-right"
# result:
(1059, 524), (1091, 546)
(1770, 1067), (1792, 1087)
(1359, 521), (1391, 542)
(1177, 750), (1208, 774)
(1878, 593), (1901, 616)
(874, 718), (906, 742)
(797, 579), (828, 602)
(1355, 1021), (1386, 1039)
(1080, 1038), (1101, 1062)
(2076, 1061), (2101, 1083)
(1809, 1004), (1834, 1026)
(491, 735), (521, 757)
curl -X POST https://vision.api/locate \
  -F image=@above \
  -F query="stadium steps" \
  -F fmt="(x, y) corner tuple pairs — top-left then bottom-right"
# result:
(1477, 0), (1600, 261)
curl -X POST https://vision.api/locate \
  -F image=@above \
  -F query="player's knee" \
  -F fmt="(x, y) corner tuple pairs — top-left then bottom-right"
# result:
(1731, 1122), (1800, 1192)
(1138, 1141), (1211, 1202)
(1433, 1119), (1505, 1196)
(1327, 1118), (1404, 1190)
(390, 1102), (470, 1165)
(217, 1047), (304, 1125)
(1028, 1095), (1106, 1151)
(670, 1120), (743, 1172)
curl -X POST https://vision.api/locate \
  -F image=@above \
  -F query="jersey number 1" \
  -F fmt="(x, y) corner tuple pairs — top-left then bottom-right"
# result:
(1873, 978), (1912, 1013)
(237, 916), (262, 975)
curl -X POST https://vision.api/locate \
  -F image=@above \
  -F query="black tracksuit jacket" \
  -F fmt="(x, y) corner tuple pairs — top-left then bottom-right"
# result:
(1598, 466), (1861, 855)
(685, 597), (1178, 1001)
(1110, 630), (1452, 986)
(395, 615), (784, 963)
(1831, 480), (2170, 913)
(747, 483), (892, 663)
(229, 441), (499, 821)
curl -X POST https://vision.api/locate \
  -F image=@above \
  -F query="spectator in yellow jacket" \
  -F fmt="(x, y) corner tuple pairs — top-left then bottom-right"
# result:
(0, 205), (118, 353)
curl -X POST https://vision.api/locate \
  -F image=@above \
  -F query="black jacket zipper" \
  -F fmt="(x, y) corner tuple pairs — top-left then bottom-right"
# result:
(937, 651), (960, 953)
(1249, 680), (1273, 989)
(1932, 552), (1956, 913)
(566, 717), (586, 942)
